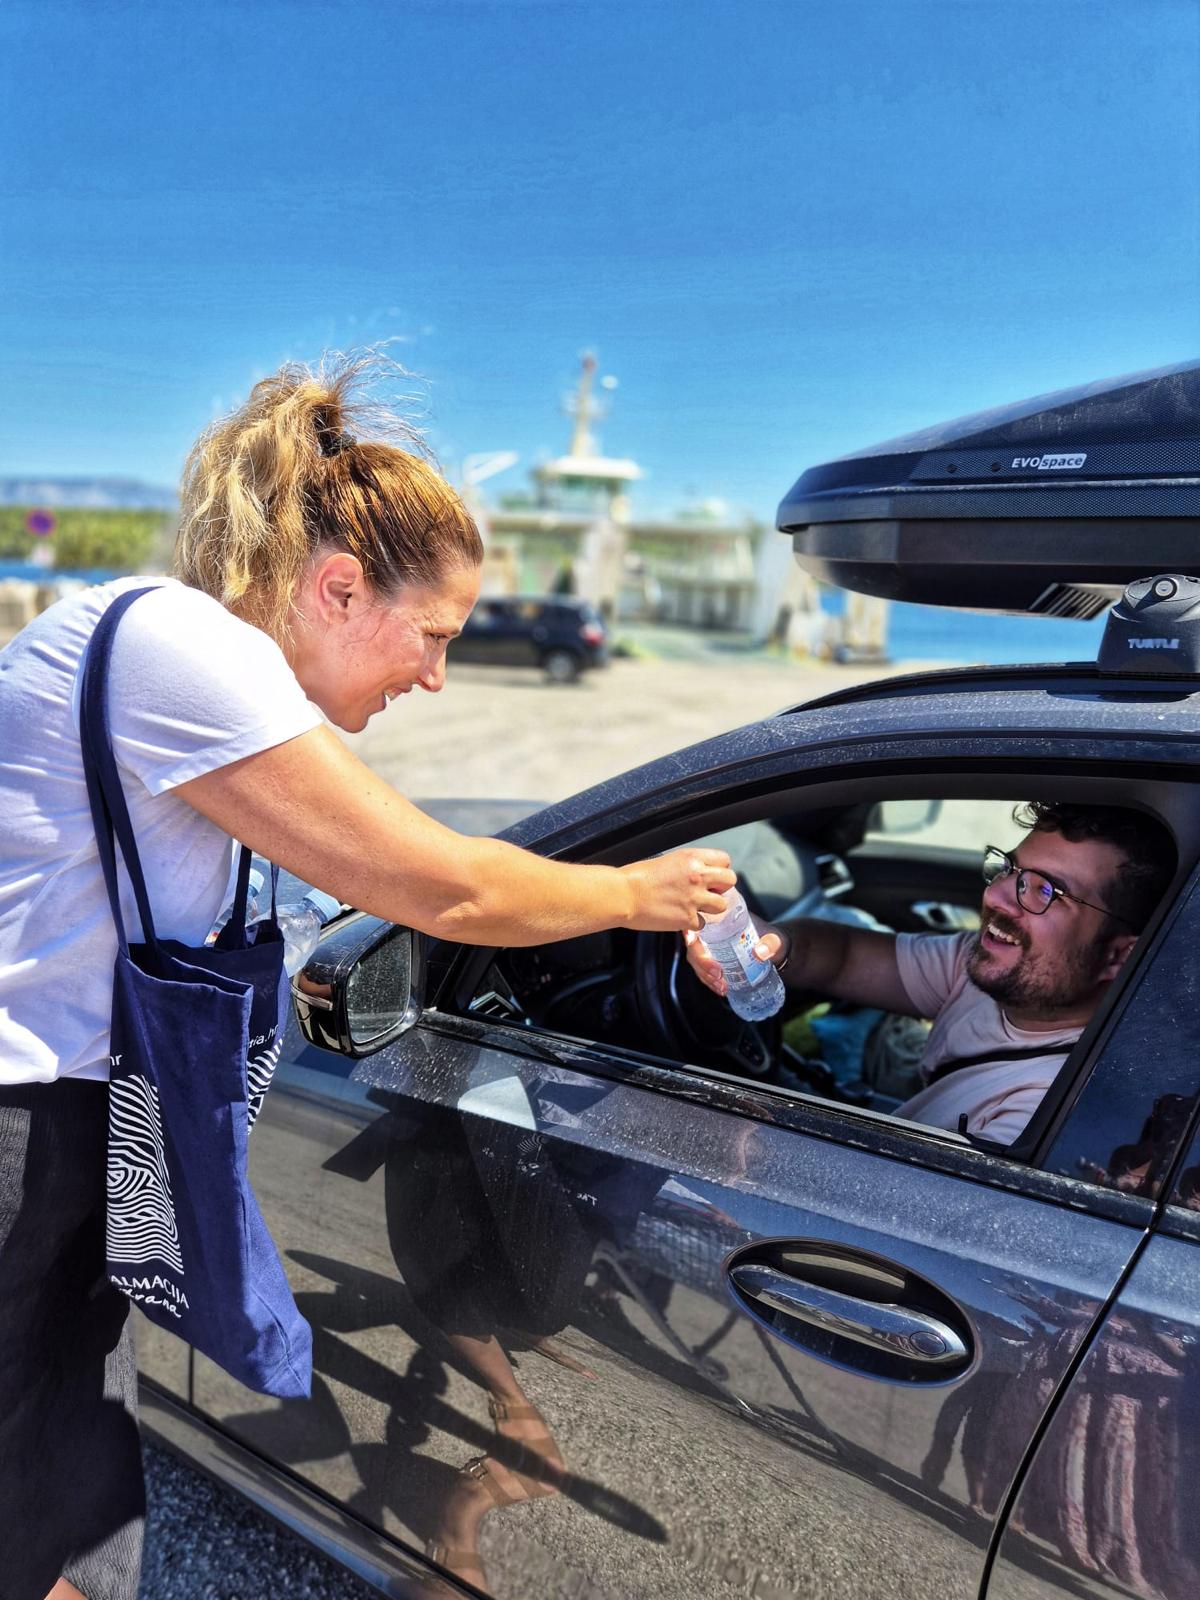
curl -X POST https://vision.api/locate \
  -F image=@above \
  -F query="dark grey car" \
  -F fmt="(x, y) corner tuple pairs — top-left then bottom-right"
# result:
(448, 596), (609, 682)
(139, 361), (1200, 1600)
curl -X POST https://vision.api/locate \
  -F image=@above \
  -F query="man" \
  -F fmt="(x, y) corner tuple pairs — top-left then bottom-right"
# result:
(686, 802), (1176, 1147)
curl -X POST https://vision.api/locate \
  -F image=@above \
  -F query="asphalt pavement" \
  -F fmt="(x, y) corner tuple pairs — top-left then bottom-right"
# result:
(342, 638), (900, 806)
(140, 1444), (382, 1600)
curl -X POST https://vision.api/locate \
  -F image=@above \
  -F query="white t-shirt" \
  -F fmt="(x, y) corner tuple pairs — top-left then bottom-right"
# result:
(894, 931), (1079, 1146)
(0, 577), (322, 1085)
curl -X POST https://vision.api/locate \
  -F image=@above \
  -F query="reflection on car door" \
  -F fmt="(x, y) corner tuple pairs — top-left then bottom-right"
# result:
(184, 997), (1156, 1600)
(990, 1129), (1200, 1600)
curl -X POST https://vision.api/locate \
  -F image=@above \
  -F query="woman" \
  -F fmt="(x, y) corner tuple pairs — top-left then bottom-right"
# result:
(0, 354), (734, 1600)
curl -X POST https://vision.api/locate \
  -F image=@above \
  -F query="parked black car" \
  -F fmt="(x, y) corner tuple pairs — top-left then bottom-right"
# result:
(141, 360), (1200, 1600)
(448, 595), (609, 682)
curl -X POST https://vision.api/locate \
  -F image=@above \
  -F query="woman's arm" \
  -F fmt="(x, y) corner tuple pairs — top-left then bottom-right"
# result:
(175, 726), (734, 944)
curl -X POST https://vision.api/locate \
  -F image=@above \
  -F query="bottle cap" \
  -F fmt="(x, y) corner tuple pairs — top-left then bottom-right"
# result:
(303, 888), (343, 924)
(701, 887), (738, 924)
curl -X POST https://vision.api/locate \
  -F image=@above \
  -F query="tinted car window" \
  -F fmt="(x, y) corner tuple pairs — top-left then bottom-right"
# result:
(1038, 861), (1200, 1196)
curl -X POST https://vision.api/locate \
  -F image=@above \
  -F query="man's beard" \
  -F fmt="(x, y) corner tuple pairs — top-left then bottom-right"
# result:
(967, 910), (1109, 1016)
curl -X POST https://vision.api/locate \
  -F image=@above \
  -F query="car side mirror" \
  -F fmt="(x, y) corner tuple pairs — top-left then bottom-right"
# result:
(291, 913), (426, 1058)
(867, 799), (943, 836)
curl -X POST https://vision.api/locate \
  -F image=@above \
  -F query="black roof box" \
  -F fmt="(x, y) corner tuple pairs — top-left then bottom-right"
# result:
(777, 359), (1200, 616)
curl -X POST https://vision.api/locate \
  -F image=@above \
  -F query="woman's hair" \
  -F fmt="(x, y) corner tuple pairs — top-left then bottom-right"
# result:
(174, 351), (483, 642)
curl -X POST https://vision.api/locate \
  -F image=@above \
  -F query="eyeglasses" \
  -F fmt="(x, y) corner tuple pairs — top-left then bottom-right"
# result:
(982, 846), (1134, 926)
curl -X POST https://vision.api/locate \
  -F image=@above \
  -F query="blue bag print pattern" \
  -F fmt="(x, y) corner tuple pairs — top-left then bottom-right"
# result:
(106, 1070), (186, 1280)
(247, 1029), (284, 1129)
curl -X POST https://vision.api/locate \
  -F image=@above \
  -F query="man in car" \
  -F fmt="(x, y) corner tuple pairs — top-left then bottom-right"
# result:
(686, 802), (1176, 1146)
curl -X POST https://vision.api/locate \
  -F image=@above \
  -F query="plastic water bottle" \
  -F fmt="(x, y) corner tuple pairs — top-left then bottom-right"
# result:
(701, 889), (785, 1022)
(206, 867), (266, 944)
(257, 888), (342, 976)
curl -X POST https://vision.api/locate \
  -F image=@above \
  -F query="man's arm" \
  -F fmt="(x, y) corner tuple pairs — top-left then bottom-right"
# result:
(686, 916), (919, 1018)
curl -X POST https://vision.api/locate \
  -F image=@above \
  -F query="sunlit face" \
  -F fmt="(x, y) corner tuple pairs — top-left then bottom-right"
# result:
(293, 561), (480, 733)
(967, 828), (1130, 1020)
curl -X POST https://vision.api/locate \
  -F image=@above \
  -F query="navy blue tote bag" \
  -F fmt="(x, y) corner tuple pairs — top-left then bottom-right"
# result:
(79, 587), (312, 1399)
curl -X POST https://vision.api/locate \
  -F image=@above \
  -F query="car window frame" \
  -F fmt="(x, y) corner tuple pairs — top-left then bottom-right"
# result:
(428, 755), (1197, 1226)
(1024, 855), (1200, 1192)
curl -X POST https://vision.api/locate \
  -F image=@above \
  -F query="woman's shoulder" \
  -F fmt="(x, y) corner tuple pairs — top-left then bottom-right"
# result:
(102, 579), (316, 774)
(110, 579), (289, 666)
(29, 575), (246, 646)
(117, 576), (252, 627)
(3, 577), (300, 719)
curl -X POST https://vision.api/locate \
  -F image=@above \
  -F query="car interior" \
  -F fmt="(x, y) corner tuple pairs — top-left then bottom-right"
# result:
(449, 774), (1197, 1162)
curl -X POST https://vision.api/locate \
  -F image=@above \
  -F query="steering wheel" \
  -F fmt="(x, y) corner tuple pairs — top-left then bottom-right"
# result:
(631, 927), (784, 1082)
(631, 918), (869, 1103)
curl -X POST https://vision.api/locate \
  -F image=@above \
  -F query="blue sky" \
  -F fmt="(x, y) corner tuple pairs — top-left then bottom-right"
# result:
(2, 0), (1197, 520)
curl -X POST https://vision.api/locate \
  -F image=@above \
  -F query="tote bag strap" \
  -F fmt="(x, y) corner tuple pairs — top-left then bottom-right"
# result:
(80, 585), (261, 953)
(79, 587), (164, 952)
(213, 841), (270, 951)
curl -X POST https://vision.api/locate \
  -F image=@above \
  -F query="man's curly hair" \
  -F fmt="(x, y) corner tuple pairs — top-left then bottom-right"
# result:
(1014, 802), (1176, 931)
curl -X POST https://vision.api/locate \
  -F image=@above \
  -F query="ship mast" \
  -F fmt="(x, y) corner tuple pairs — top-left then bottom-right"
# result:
(568, 352), (599, 457)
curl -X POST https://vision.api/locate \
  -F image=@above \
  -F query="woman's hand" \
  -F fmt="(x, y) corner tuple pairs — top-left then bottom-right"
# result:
(618, 848), (736, 932)
(683, 922), (788, 996)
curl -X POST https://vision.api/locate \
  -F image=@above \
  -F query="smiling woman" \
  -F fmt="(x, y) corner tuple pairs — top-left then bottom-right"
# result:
(0, 351), (735, 1600)
(283, 558), (480, 732)
(173, 358), (486, 732)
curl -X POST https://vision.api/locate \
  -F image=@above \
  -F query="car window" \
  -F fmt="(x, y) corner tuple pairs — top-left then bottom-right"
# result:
(454, 788), (1184, 1183)
(459, 797), (1028, 1151)
(866, 797), (1020, 853)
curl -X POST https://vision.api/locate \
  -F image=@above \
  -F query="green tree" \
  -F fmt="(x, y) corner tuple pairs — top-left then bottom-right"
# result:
(0, 508), (174, 571)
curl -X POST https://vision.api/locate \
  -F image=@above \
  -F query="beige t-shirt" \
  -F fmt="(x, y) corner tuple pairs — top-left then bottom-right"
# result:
(894, 931), (1079, 1146)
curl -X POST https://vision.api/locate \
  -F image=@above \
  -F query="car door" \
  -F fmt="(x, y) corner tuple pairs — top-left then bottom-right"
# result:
(181, 838), (1196, 1600)
(988, 995), (1200, 1600)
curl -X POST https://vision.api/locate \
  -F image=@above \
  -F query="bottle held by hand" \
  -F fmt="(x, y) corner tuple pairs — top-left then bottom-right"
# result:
(701, 889), (785, 1022)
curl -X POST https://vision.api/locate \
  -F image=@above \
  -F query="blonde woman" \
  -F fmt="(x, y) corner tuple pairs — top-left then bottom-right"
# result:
(0, 356), (734, 1600)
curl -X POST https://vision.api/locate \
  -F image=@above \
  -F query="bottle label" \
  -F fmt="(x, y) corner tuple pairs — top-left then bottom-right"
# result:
(709, 926), (772, 986)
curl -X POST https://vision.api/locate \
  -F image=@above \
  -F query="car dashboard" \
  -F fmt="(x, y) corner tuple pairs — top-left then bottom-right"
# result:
(469, 819), (866, 1069)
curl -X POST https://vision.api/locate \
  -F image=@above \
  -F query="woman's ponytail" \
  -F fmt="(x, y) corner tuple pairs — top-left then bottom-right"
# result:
(174, 353), (481, 643)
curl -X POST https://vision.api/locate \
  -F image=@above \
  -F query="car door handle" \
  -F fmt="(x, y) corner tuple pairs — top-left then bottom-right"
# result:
(728, 1262), (969, 1367)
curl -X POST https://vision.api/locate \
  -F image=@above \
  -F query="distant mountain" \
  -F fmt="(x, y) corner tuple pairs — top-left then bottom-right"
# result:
(0, 477), (177, 510)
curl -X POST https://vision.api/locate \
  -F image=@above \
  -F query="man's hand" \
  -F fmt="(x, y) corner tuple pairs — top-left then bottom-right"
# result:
(686, 915), (913, 1016)
(684, 923), (788, 997)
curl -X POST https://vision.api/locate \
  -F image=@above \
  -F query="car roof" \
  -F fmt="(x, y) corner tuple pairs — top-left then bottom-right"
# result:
(792, 660), (1200, 729)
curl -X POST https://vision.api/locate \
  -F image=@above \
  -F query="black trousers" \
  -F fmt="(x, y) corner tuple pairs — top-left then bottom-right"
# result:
(0, 1080), (144, 1600)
